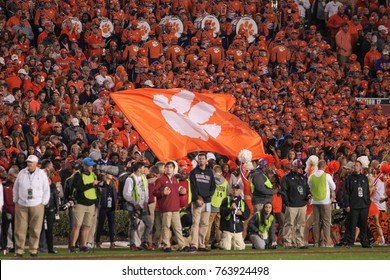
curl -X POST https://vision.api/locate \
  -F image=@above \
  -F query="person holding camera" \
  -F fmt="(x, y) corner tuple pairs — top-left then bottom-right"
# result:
(95, 173), (117, 249)
(248, 202), (277, 249)
(219, 184), (250, 250)
(123, 161), (152, 251)
(69, 157), (99, 253)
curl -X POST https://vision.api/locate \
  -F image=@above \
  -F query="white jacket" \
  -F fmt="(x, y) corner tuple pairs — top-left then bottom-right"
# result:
(13, 168), (50, 207)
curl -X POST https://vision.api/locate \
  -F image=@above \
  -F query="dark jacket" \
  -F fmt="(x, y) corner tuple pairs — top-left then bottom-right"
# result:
(281, 171), (311, 207)
(343, 173), (370, 210)
(99, 181), (117, 209)
(189, 165), (216, 203)
(220, 195), (250, 233)
(45, 183), (59, 213)
(250, 169), (274, 205)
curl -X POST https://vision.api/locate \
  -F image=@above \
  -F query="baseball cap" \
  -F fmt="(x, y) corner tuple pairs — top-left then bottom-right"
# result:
(18, 69), (28, 75)
(92, 120), (99, 125)
(231, 184), (241, 189)
(26, 155), (39, 163)
(71, 118), (79, 126)
(292, 159), (304, 168)
(82, 157), (96, 167)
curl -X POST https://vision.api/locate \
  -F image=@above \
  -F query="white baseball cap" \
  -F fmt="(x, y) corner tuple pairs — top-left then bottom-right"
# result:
(71, 118), (79, 126)
(18, 69), (28, 75)
(26, 155), (39, 163)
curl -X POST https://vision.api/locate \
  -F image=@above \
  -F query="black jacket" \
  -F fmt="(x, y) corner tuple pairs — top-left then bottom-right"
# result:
(189, 165), (216, 203)
(343, 173), (370, 209)
(281, 171), (311, 207)
(45, 183), (59, 213)
(220, 195), (250, 233)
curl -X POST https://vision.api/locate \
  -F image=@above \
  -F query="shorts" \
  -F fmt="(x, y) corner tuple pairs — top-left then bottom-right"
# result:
(73, 204), (96, 227)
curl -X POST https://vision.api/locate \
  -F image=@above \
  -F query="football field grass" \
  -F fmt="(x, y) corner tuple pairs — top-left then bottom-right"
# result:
(1, 246), (389, 260)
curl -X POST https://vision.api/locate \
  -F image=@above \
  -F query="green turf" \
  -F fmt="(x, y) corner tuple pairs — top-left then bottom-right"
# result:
(1, 246), (389, 260)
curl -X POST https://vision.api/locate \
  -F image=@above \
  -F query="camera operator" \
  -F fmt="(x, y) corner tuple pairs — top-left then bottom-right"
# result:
(123, 161), (152, 251)
(219, 184), (250, 250)
(69, 157), (99, 253)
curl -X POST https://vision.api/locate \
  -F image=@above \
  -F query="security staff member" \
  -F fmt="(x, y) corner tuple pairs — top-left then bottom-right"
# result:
(69, 157), (99, 253)
(343, 161), (371, 248)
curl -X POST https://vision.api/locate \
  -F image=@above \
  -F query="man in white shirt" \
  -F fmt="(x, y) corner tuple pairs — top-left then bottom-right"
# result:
(308, 160), (336, 247)
(13, 155), (50, 257)
(123, 161), (152, 250)
(324, 0), (343, 20)
(95, 66), (114, 89)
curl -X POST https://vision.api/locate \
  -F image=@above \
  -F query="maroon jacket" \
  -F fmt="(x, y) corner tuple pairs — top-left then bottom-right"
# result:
(2, 181), (15, 215)
(153, 174), (181, 213)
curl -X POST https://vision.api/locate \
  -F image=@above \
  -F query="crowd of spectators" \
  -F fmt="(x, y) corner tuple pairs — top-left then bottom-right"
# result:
(0, 0), (390, 253)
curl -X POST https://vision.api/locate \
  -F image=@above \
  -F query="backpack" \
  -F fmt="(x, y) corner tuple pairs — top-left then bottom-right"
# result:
(117, 172), (137, 209)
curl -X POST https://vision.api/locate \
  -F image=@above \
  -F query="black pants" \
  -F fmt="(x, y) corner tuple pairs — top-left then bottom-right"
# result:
(40, 211), (55, 251)
(95, 208), (115, 243)
(1, 212), (15, 250)
(346, 208), (370, 247)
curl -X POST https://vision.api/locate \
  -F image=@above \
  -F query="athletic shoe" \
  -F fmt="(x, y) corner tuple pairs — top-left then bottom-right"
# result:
(180, 246), (192, 253)
(197, 247), (210, 252)
(69, 246), (77, 253)
(80, 246), (91, 252)
(130, 244), (140, 251)
(189, 246), (197, 252)
(140, 242), (152, 251)
(164, 247), (172, 253)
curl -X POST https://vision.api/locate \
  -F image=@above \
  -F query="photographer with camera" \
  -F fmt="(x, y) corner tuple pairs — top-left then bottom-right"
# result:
(123, 161), (152, 251)
(219, 184), (250, 250)
(248, 202), (277, 250)
(69, 157), (99, 253)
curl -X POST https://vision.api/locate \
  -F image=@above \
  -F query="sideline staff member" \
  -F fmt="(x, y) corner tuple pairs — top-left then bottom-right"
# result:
(69, 157), (99, 253)
(13, 155), (50, 257)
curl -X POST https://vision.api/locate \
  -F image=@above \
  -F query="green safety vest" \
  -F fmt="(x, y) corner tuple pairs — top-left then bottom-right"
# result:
(130, 174), (148, 203)
(310, 173), (327, 201)
(225, 196), (245, 221)
(77, 170), (97, 200)
(211, 180), (229, 208)
(186, 179), (192, 205)
(250, 172), (273, 193)
(257, 211), (274, 235)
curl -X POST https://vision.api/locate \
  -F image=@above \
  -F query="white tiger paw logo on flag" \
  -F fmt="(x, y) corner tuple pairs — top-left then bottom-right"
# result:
(153, 90), (221, 140)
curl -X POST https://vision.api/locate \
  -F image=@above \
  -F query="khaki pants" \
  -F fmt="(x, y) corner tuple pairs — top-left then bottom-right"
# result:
(220, 231), (246, 250)
(283, 205), (306, 248)
(312, 204), (332, 246)
(205, 212), (221, 246)
(190, 203), (210, 249)
(15, 203), (45, 255)
(162, 211), (188, 248)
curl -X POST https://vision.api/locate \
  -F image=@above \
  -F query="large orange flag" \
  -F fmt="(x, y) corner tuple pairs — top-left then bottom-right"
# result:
(110, 88), (264, 162)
